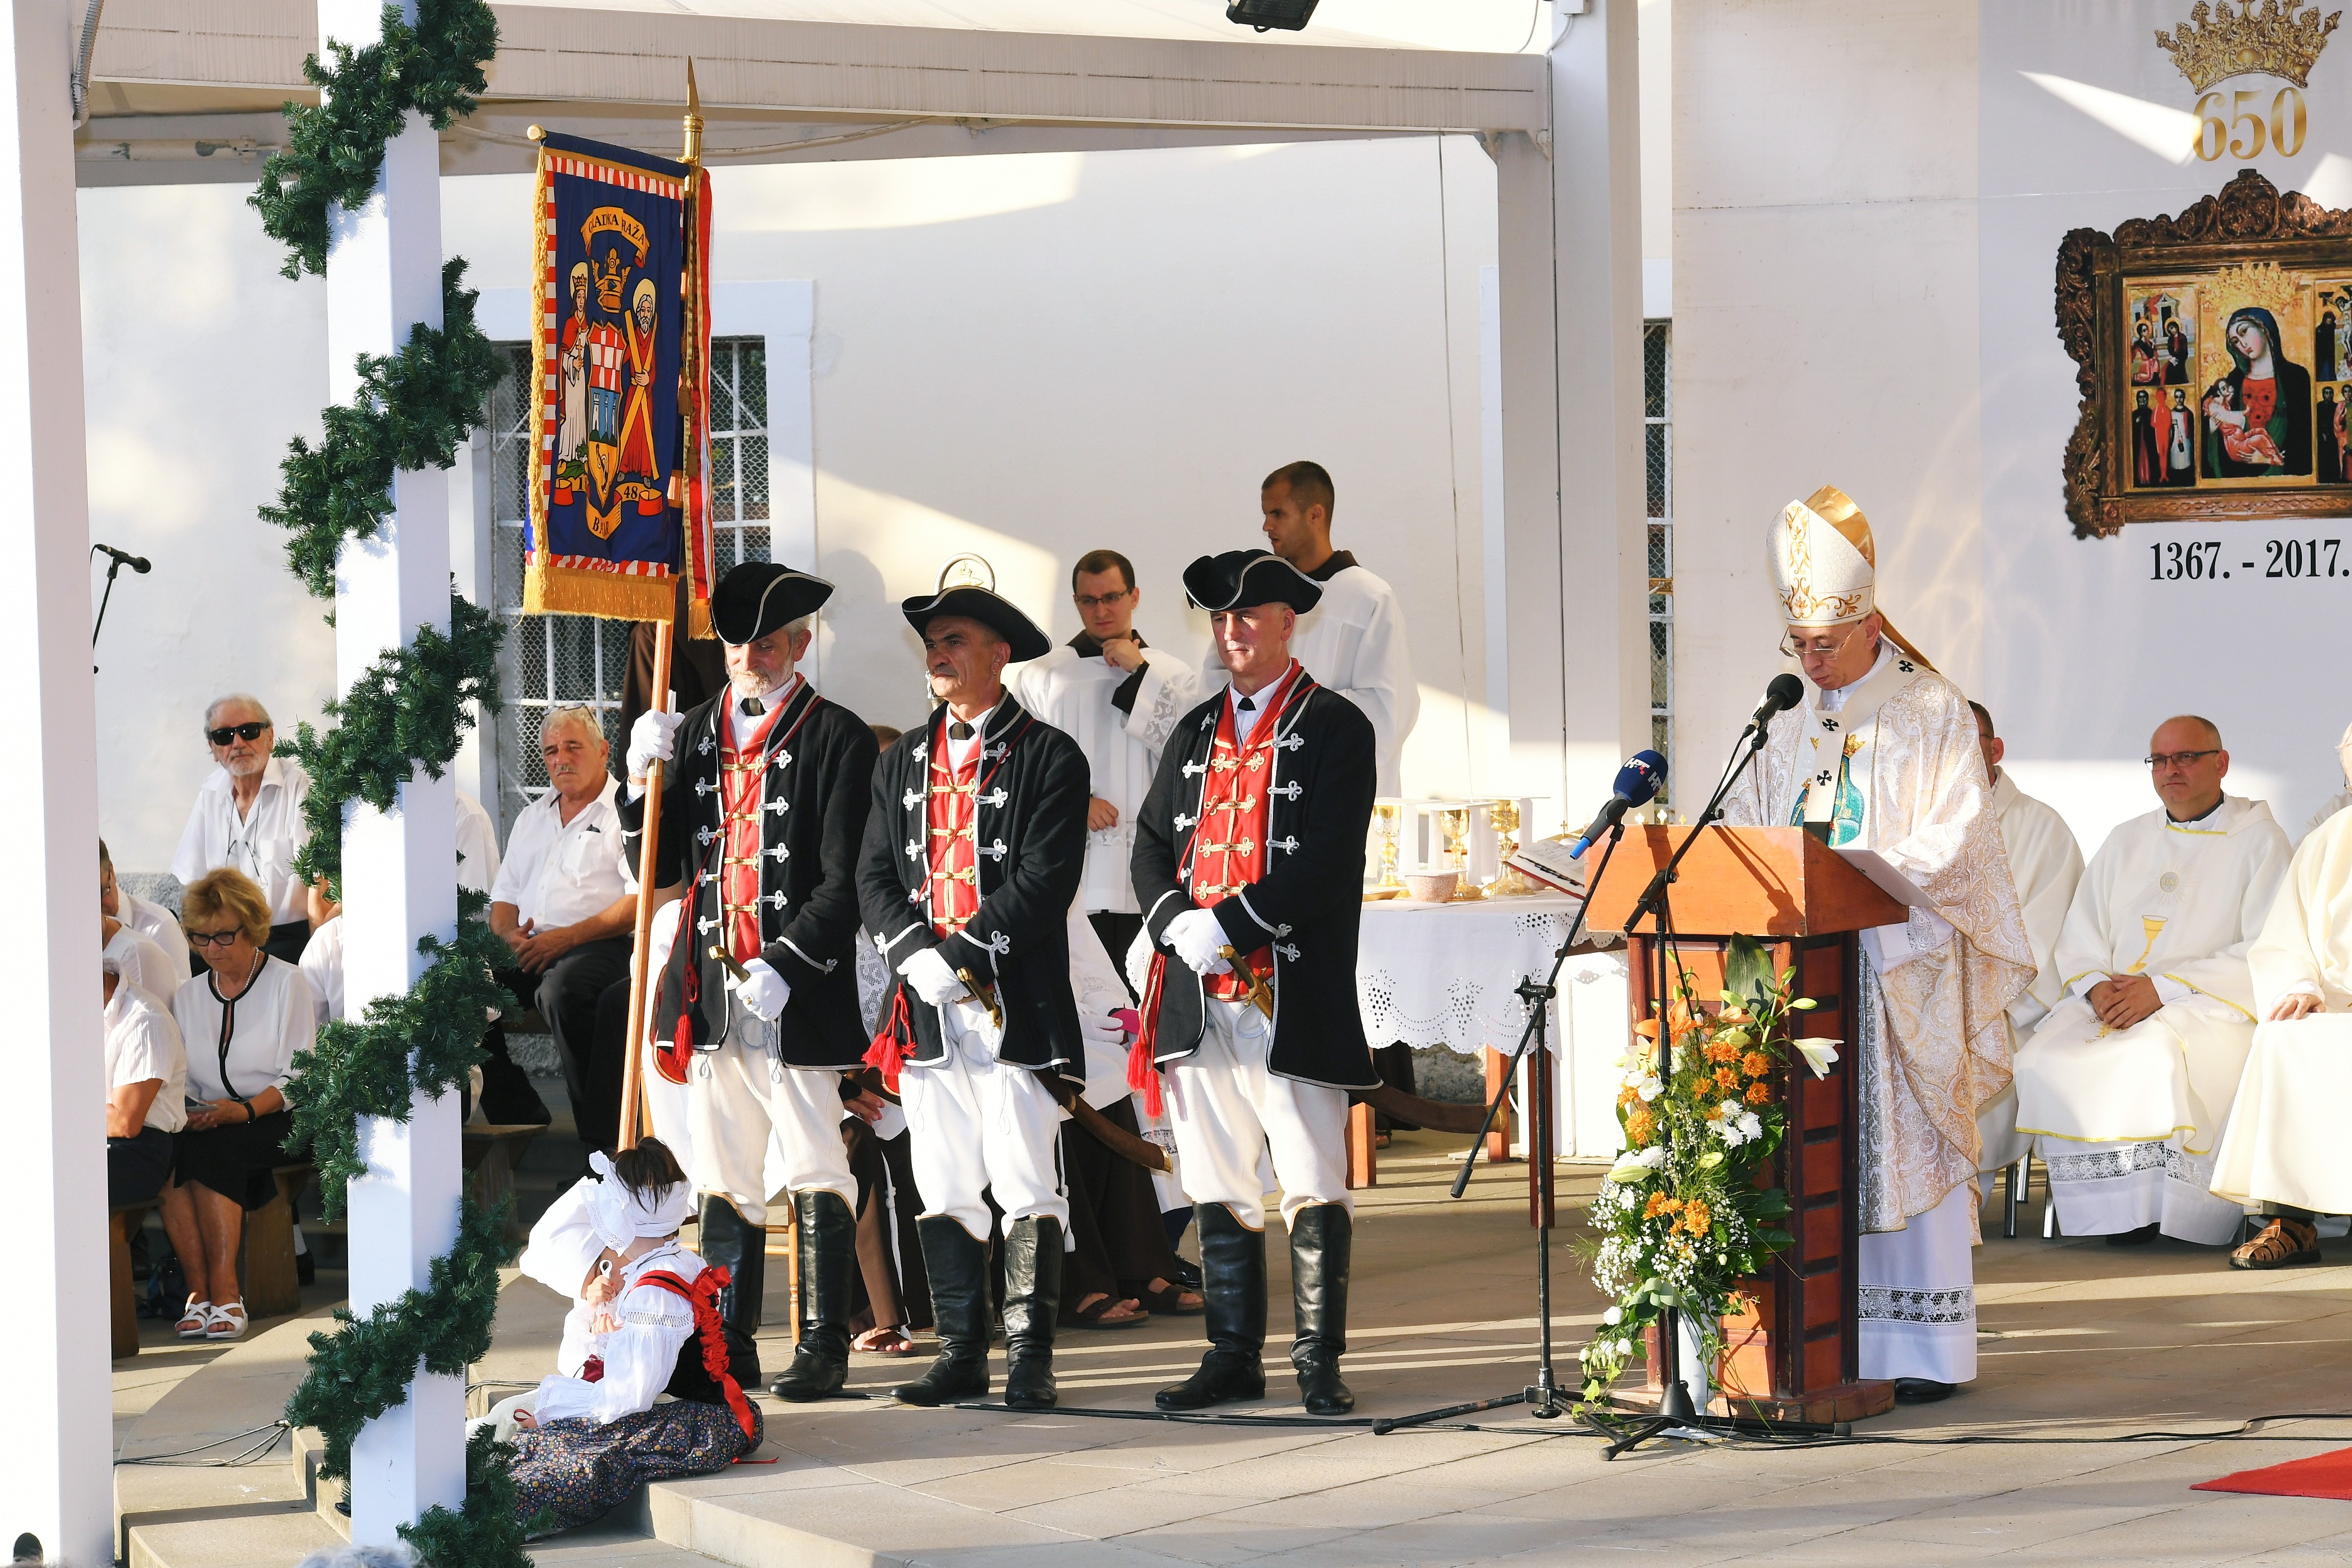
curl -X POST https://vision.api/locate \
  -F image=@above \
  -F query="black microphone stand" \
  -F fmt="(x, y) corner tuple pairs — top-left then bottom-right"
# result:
(1371, 819), (1630, 1435)
(1598, 708), (1781, 1456)
(91, 545), (132, 674)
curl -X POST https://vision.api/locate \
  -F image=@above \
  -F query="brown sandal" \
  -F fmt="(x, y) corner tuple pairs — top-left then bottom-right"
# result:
(2230, 1217), (2320, 1269)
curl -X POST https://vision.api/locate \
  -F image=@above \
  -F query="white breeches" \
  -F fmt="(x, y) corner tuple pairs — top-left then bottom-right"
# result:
(898, 999), (1070, 1240)
(1162, 997), (1348, 1232)
(683, 1011), (856, 1226)
(1856, 1184), (1977, 1386)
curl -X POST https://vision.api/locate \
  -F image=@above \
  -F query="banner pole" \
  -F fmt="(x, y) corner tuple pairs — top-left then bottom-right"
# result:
(617, 616), (672, 1151)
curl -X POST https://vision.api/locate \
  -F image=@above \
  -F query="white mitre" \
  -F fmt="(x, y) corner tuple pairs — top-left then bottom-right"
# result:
(1766, 483), (1936, 670)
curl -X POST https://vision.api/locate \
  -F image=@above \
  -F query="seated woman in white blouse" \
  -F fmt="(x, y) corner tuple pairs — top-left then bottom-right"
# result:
(161, 867), (315, 1342)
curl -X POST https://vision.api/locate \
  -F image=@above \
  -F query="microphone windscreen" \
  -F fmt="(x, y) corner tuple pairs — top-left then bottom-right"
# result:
(1612, 749), (1667, 807)
(1763, 673), (1804, 713)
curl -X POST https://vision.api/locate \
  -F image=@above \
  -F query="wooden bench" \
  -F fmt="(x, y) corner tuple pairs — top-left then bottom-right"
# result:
(463, 1124), (545, 1236)
(242, 1163), (315, 1320)
(110, 1202), (151, 1359)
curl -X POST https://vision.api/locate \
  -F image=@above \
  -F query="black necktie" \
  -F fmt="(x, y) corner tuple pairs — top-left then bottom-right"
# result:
(949, 721), (974, 740)
(1237, 696), (1256, 714)
(741, 697), (765, 716)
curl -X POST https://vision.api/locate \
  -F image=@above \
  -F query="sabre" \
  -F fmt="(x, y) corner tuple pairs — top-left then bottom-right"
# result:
(1218, 945), (1276, 1019)
(707, 944), (750, 985)
(956, 967), (1004, 1031)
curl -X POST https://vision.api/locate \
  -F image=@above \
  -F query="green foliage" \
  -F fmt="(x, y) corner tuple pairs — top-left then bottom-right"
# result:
(278, 590), (503, 892)
(262, 262), (503, 599)
(284, 892), (512, 1216)
(285, 1194), (520, 1482)
(400, 1428), (550, 1567)
(251, 0), (500, 279)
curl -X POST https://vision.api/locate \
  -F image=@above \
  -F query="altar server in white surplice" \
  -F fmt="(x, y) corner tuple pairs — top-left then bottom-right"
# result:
(2211, 799), (2352, 1267)
(1720, 485), (2033, 1405)
(1199, 461), (1417, 796)
(2298, 719), (2352, 843)
(2013, 716), (2289, 1248)
(1970, 701), (2086, 1175)
(1009, 547), (1204, 968)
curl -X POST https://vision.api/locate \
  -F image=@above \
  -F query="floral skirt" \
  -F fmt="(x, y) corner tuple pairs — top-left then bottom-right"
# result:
(511, 1399), (761, 1536)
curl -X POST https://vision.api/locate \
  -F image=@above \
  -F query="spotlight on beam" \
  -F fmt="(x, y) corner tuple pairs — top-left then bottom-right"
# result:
(1226, 0), (1319, 31)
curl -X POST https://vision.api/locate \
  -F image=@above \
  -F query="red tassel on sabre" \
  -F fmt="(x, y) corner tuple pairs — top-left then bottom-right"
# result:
(1128, 950), (1168, 1118)
(863, 987), (911, 1090)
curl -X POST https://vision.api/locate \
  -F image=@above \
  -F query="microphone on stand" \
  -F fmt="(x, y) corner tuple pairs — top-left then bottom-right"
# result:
(93, 543), (150, 573)
(1748, 672), (1804, 730)
(1567, 749), (1667, 860)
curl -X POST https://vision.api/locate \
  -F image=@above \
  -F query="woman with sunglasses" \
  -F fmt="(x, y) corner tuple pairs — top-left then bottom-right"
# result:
(159, 867), (316, 1340)
(171, 693), (327, 965)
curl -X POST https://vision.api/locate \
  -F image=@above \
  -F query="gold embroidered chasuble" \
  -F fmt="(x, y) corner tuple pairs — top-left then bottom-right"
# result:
(1720, 647), (2033, 1234)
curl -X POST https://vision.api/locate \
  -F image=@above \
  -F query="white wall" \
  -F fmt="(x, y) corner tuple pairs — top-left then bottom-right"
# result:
(81, 182), (334, 875)
(83, 136), (1504, 871)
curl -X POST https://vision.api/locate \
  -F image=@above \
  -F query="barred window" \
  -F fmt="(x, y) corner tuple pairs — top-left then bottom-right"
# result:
(1644, 320), (1672, 799)
(484, 337), (770, 838)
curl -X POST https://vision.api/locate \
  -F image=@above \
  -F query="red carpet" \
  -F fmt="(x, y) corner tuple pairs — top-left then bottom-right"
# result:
(2195, 1448), (2352, 1500)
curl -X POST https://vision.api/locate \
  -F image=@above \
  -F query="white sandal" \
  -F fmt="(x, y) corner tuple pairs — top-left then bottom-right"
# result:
(176, 1298), (213, 1339)
(203, 1300), (248, 1340)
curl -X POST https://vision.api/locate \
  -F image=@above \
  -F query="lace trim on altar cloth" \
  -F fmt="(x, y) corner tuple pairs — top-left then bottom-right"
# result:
(2042, 1139), (2186, 1186)
(1856, 1285), (1976, 1325)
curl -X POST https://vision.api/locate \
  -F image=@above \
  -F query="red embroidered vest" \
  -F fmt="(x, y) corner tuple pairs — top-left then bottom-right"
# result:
(925, 720), (982, 939)
(1189, 689), (1283, 1000)
(718, 694), (786, 964)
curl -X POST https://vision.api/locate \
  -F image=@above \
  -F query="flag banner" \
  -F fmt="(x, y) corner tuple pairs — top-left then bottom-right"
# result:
(526, 130), (714, 630)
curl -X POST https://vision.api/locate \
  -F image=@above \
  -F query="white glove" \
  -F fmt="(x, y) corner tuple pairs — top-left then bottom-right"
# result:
(733, 957), (790, 1021)
(1079, 1009), (1126, 1052)
(627, 709), (685, 782)
(1166, 908), (1232, 977)
(898, 945), (967, 1007)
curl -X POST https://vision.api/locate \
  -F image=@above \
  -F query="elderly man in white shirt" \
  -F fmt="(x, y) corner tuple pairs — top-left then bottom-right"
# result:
(172, 694), (325, 966)
(104, 956), (185, 1209)
(1010, 547), (1204, 970)
(490, 706), (639, 1152)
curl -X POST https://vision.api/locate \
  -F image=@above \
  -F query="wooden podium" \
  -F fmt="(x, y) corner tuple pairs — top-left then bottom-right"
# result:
(1583, 826), (1904, 1424)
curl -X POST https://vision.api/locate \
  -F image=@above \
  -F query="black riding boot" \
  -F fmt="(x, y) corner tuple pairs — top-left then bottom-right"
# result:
(770, 1189), (854, 1402)
(696, 1195), (765, 1387)
(1001, 1215), (1063, 1410)
(1155, 1202), (1267, 1411)
(894, 1217), (991, 1406)
(1289, 1202), (1354, 1415)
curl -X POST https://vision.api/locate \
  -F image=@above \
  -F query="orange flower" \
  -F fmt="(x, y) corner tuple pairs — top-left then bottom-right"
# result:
(1675, 1198), (1712, 1236)
(1618, 1085), (1639, 1110)
(1693, 1079), (1717, 1103)
(1704, 1040), (1738, 1063)
(1742, 1052), (1772, 1078)
(1625, 1108), (1654, 1144)
(1746, 1080), (1774, 1104)
(1643, 1191), (1681, 1220)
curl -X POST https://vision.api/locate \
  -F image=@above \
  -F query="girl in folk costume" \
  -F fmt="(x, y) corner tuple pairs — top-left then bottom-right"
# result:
(856, 580), (1092, 1411)
(500, 1139), (762, 1536)
(1718, 487), (2033, 1405)
(1130, 550), (1380, 1416)
(620, 562), (880, 1404)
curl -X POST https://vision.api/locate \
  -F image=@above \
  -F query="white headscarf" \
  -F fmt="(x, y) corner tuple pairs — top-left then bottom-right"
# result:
(583, 1150), (693, 1253)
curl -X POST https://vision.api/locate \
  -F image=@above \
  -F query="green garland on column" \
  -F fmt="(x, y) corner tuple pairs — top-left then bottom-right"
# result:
(251, 1), (530, 1563)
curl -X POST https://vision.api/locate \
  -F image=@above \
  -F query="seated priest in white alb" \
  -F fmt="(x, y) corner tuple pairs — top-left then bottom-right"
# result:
(2300, 718), (2352, 843)
(1719, 485), (2032, 1406)
(2012, 718), (2289, 1247)
(1971, 700), (2086, 1175)
(2211, 794), (2352, 1267)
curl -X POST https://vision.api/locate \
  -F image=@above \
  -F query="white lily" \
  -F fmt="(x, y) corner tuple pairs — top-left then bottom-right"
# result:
(1606, 1144), (1667, 1183)
(1793, 1037), (1842, 1079)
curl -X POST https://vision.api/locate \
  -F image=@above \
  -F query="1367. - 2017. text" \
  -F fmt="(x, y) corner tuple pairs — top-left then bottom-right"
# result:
(2149, 537), (2344, 582)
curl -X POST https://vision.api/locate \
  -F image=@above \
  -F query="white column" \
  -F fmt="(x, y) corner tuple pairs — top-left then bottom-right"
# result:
(320, 0), (464, 1543)
(0, 3), (108, 1562)
(1494, 0), (1647, 819)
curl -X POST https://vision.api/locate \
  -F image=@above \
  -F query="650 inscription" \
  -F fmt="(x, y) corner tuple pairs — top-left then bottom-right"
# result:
(2150, 537), (2343, 581)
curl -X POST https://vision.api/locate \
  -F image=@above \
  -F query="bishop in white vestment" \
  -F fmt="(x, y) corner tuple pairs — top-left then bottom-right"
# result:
(1720, 486), (2033, 1401)
(2210, 797), (2352, 1265)
(1971, 701), (2086, 1174)
(2013, 718), (2289, 1245)
(1200, 462), (1418, 796)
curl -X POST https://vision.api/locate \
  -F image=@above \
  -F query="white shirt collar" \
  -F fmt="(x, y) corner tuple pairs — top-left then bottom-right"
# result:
(728, 671), (805, 745)
(1812, 639), (1895, 714)
(945, 703), (996, 769)
(1228, 662), (1298, 744)
(542, 772), (620, 824)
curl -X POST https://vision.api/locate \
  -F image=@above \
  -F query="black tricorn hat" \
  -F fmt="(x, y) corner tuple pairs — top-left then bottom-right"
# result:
(712, 563), (834, 644)
(901, 585), (1052, 663)
(1182, 550), (1322, 614)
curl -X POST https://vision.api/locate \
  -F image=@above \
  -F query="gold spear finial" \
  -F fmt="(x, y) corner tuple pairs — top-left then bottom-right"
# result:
(682, 57), (703, 167)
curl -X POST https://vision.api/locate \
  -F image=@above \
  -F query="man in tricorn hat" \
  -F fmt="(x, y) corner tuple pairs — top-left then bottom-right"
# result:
(1131, 549), (1380, 1415)
(857, 577), (1090, 1411)
(1718, 487), (2030, 1405)
(621, 562), (879, 1402)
